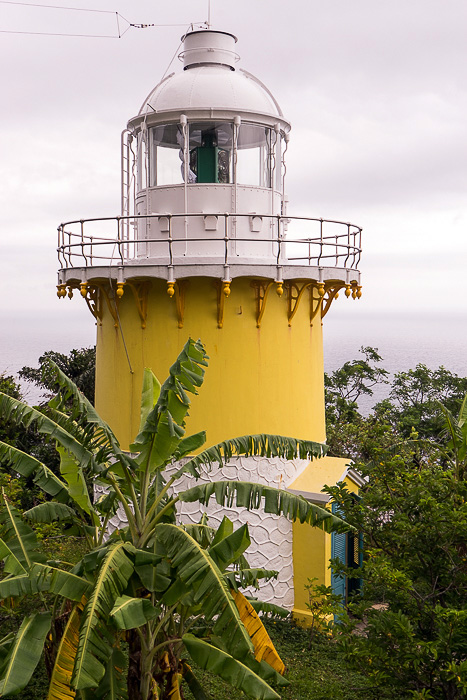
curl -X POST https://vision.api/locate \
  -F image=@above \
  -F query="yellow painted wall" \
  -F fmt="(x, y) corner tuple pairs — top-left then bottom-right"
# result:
(95, 277), (325, 450)
(290, 459), (361, 624)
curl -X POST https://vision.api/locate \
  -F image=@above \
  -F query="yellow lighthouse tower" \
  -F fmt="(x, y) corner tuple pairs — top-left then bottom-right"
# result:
(57, 28), (362, 619)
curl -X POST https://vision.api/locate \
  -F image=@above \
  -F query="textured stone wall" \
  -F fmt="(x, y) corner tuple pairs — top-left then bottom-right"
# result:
(169, 456), (309, 610)
(96, 456), (309, 610)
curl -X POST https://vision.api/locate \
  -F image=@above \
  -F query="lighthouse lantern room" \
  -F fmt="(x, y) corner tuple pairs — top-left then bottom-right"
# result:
(57, 28), (363, 620)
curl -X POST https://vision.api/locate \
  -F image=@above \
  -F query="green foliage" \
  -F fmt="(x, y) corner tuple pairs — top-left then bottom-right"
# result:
(325, 346), (389, 427)
(325, 348), (467, 463)
(326, 397), (467, 699)
(0, 375), (22, 452)
(388, 364), (467, 440)
(184, 619), (393, 700)
(0, 338), (342, 700)
(19, 347), (96, 405)
(303, 578), (344, 644)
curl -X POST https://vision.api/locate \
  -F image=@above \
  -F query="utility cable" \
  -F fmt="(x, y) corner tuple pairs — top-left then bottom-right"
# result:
(0, 2), (200, 39)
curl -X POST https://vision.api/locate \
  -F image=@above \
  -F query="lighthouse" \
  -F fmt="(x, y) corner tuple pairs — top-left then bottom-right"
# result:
(57, 28), (363, 619)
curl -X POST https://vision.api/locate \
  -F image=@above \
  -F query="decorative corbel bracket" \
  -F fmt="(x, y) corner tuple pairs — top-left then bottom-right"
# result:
(285, 281), (312, 326)
(126, 281), (150, 329)
(92, 282), (119, 328)
(320, 284), (342, 320)
(83, 285), (103, 323)
(251, 280), (275, 328)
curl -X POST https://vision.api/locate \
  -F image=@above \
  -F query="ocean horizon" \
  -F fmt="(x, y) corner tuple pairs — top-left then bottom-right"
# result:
(2, 307), (467, 409)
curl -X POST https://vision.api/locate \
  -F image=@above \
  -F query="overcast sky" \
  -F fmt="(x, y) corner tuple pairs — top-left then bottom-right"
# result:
(1, 0), (466, 354)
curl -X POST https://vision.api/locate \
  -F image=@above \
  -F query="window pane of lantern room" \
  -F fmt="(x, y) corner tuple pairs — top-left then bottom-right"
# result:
(151, 125), (184, 186)
(155, 146), (184, 186)
(236, 125), (271, 188)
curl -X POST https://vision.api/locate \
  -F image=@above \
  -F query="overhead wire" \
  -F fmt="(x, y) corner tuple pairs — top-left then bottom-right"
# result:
(0, 2), (202, 39)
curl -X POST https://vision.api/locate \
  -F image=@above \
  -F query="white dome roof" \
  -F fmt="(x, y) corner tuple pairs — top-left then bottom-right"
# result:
(139, 65), (283, 119)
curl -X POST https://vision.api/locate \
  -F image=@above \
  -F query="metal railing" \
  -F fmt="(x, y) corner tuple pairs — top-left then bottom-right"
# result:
(57, 213), (362, 272)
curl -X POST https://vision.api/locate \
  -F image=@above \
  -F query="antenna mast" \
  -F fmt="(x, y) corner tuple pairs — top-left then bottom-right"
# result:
(207, 0), (211, 28)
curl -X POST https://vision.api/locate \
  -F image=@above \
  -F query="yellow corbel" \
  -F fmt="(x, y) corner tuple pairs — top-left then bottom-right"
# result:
(167, 281), (175, 298)
(56, 284), (67, 298)
(83, 285), (103, 324)
(93, 282), (118, 327)
(321, 284), (344, 321)
(116, 282), (125, 298)
(285, 281), (311, 326)
(251, 280), (274, 328)
(310, 284), (323, 325)
(127, 281), (150, 329)
(67, 286), (74, 299)
(276, 281), (284, 297)
(80, 282), (88, 298)
(345, 284), (351, 297)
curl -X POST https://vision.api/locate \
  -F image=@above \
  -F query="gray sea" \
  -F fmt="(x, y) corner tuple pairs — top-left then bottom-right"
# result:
(1, 308), (467, 411)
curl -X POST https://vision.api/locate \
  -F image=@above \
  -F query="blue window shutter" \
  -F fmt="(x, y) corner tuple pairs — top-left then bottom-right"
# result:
(331, 502), (346, 604)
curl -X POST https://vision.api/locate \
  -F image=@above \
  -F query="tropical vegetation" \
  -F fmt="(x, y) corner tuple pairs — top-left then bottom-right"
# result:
(0, 338), (345, 700)
(325, 348), (467, 700)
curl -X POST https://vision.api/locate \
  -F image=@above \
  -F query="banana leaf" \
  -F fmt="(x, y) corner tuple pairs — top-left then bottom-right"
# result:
(94, 647), (128, 700)
(208, 524), (251, 571)
(183, 434), (327, 475)
(0, 393), (96, 473)
(0, 573), (48, 598)
(30, 564), (92, 601)
(71, 542), (134, 690)
(180, 661), (211, 700)
(246, 599), (289, 619)
(225, 569), (278, 592)
(57, 447), (98, 524)
(23, 502), (78, 524)
(173, 431), (207, 461)
(181, 522), (216, 549)
(0, 499), (46, 567)
(131, 339), (208, 471)
(183, 634), (280, 700)
(0, 441), (69, 501)
(0, 538), (26, 576)
(137, 368), (161, 435)
(210, 515), (233, 546)
(0, 635), (15, 666)
(110, 595), (159, 630)
(167, 672), (183, 700)
(179, 481), (347, 532)
(0, 612), (51, 696)
(231, 590), (285, 674)
(156, 523), (253, 660)
(46, 360), (123, 461)
(48, 603), (83, 700)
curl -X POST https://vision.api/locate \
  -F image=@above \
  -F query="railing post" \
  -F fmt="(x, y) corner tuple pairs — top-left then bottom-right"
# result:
(80, 220), (89, 267)
(168, 215), (173, 267)
(224, 213), (229, 266)
(276, 214), (282, 264)
(57, 225), (63, 269)
(317, 219), (323, 265)
(116, 216), (124, 264)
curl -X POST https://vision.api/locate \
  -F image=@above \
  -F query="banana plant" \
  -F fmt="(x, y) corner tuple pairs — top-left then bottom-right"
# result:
(0, 338), (347, 699)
